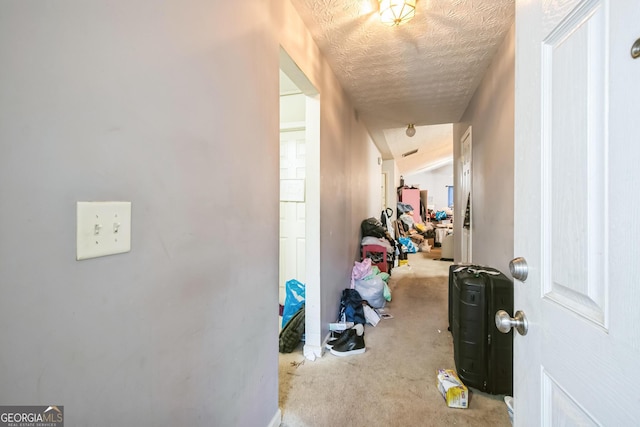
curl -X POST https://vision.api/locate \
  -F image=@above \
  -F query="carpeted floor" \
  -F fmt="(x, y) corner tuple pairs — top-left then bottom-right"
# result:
(278, 250), (511, 427)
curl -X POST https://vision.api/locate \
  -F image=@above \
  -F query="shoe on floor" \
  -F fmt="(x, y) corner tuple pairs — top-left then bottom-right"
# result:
(329, 333), (365, 356)
(329, 324), (365, 356)
(325, 329), (354, 350)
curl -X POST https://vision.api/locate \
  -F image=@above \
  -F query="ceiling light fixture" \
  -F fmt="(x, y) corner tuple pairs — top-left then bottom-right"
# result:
(379, 0), (416, 26)
(406, 123), (416, 137)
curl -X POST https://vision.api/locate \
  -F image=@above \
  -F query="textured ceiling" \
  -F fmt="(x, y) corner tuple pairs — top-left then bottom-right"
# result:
(288, 0), (515, 174)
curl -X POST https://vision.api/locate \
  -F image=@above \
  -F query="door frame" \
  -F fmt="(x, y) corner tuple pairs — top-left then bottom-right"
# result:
(279, 48), (322, 360)
(460, 126), (472, 263)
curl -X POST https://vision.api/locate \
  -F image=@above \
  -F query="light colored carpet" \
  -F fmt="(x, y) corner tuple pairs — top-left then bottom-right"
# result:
(278, 251), (511, 427)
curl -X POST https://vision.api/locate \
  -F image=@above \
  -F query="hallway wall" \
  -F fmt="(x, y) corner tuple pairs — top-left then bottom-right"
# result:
(453, 23), (515, 276)
(0, 1), (377, 426)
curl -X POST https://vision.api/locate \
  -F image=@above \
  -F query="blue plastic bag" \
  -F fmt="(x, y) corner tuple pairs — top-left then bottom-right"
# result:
(398, 236), (417, 253)
(435, 210), (448, 221)
(282, 279), (305, 328)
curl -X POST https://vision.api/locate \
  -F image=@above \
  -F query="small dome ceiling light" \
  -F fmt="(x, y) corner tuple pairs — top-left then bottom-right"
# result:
(379, 1), (417, 27)
(406, 123), (416, 137)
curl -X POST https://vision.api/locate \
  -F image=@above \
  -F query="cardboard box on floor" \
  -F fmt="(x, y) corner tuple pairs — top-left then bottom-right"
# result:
(437, 369), (469, 409)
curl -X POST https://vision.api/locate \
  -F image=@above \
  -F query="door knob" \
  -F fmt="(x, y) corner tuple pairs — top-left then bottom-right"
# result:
(509, 257), (528, 282)
(632, 38), (640, 59)
(495, 310), (528, 336)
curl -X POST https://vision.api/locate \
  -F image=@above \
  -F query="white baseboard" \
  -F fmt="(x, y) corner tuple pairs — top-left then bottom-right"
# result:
(267, 408), (281, 427)
(303, 338), (328, 361)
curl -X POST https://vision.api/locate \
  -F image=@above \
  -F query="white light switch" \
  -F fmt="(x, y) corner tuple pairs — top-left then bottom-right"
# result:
(76, 201), (131, 260)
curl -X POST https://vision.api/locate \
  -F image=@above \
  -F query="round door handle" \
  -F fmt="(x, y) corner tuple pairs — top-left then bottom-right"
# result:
(509, 257), (528, 282)
(632, 38), (640, 59)
(495, 310), (528, 336)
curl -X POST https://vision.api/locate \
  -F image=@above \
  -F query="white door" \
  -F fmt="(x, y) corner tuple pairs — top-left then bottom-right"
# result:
(279, 130), (306, 306)
(460, 127), (472, 263)
(514, 0), (640, 425)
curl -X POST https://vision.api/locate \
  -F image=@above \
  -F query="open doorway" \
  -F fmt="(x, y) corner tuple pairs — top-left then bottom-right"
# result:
(278, 49), (321, 354)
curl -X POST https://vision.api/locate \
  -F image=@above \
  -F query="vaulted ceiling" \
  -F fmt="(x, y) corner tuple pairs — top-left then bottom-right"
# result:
(286, 0), (515, 175)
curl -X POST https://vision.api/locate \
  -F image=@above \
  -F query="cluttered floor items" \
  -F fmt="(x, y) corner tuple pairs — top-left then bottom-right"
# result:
(280, 202), (449, 354)
(279, 205), (510, 422)
(278, 256), (393, 357)
(326, 258), (392, 357)
(280, 211), (439, 356)
(317, 215), (403, 359)
(278, 253), (512, 426)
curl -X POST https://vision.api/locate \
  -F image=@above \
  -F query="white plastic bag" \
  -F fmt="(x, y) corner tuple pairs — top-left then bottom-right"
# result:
(351, 258), (373, 288)
(354, 276), (386, 308)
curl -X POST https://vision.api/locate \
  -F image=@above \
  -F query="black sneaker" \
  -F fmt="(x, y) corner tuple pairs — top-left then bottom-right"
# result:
(325, 329), (354, 350)
(325, 330), (343, 345)
(329, 331), (365, 357)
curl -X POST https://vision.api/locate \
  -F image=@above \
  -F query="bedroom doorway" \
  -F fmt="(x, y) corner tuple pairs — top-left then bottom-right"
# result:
(279, 48), (321, 359)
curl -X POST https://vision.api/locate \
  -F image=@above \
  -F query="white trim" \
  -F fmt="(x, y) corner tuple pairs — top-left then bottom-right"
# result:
(302, 331), (332, 361)
(280, 121), (306, 132)
(303, 94), (322, 355)
(303, 342), (325, 361)
(267, 409), (282, 427)
(460, 126), (472, 264)
(280, 46), (323, 363)
(381, 171), (388, 210)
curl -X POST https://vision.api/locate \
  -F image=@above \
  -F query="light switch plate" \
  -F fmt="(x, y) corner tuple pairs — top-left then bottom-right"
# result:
(76, 201), (131, 260)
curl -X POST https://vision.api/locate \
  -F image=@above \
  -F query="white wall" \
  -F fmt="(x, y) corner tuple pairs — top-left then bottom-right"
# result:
(404, 163), (454, 212)
(453, 24), (515, 276)
(0, 1), (379, 426)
